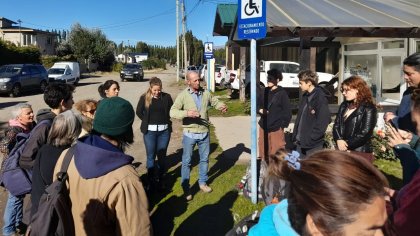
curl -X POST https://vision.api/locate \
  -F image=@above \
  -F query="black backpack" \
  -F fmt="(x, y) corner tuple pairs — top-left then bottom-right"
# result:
(29, 146), (75, 236)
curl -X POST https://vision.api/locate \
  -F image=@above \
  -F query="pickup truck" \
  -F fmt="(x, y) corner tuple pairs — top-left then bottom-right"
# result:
(226, 60), (337, 96)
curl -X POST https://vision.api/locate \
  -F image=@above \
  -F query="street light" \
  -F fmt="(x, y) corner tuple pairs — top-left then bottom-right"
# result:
(17, 19), (22, 45)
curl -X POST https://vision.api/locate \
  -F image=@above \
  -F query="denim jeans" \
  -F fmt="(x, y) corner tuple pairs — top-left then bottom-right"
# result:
(143, 129), (171, 169)
(3, 192), (24, 236)
(181, 132), (209, 192)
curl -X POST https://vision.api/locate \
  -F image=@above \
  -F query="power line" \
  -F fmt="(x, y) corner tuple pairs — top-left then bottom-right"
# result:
(19, 8), (175, 32)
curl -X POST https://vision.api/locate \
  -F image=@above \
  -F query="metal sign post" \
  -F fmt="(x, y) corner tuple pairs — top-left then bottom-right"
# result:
(238, 0), (266, 204)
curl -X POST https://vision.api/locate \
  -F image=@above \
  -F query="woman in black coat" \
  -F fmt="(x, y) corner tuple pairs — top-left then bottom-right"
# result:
(30, 110), (81, 219)
(333, 75), (377, 156)
(136, 77), (173, 191)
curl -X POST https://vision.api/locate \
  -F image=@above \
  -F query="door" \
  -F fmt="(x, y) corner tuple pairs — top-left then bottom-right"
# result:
(19, 66), (32, 90)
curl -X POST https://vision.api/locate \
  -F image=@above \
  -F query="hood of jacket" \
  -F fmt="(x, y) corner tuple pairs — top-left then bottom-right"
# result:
(8, 119), (31, 132)
(74, 134), (134, 179)
(273, 199), (299, 235)
(36, 108), (56, 123)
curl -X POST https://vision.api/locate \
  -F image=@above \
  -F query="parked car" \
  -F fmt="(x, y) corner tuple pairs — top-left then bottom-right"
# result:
(226, 61), (337, 97)
(0, 64), (48, 97)
(181, 66), (200, 79)
(120, 63), (144, 81)
(48, 61), (80, 85)
(215, 66), (228, 87)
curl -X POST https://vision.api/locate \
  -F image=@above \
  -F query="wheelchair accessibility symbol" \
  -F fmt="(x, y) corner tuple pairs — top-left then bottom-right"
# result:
(241, 0), (262, 19)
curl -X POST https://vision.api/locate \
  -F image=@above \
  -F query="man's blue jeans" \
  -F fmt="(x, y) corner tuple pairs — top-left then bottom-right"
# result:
(3, 192), (24, 236)
(143, 129), (171, 169)
(181, 132), (209, 192)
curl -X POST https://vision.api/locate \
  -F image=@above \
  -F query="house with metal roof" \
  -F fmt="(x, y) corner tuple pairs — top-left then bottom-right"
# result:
(213, 0), (420, 106)
(0, 17), (58, 55)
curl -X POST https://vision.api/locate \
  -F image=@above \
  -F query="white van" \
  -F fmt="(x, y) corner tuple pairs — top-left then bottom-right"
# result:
(48, 62), (80, 85)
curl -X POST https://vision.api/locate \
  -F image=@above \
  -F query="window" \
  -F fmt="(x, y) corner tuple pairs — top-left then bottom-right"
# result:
(344, 55), (378, 97)
(29, 66), (41, 75)
(47, 37), (52, 45)
(382, 40), (404, 49)
(345, 42), (377, 51)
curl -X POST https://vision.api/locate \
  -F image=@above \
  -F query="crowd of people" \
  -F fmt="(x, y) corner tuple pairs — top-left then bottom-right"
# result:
(0, 52), (419, 235)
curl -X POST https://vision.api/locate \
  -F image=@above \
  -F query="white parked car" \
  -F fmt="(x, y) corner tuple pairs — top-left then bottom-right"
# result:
(214, 66), (227, 85)
(181, 66), (200, 79)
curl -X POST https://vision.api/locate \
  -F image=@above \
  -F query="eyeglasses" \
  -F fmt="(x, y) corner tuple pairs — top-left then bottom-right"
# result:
(340, 87), (353, 93)
(85, 109), (96, 115)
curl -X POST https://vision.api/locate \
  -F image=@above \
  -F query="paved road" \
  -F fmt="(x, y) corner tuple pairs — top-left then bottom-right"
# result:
(0, 67), (186, 228)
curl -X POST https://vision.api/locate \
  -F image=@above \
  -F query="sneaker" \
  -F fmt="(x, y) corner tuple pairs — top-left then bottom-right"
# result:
(185, 194), (193, 201)
(199, 184), (213, 193)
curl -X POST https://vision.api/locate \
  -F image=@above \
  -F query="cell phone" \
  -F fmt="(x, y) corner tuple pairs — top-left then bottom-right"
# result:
(387, 120), (397, 129)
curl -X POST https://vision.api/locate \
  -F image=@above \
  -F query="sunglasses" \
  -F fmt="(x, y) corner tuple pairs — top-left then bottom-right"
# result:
(85, 109), (96, 115)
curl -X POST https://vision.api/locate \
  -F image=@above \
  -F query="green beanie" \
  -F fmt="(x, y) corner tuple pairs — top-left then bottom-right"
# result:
(93, 97), (134, 136)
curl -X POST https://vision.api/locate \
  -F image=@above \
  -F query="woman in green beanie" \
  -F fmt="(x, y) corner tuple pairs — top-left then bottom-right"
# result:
(53, 96), (151, 236)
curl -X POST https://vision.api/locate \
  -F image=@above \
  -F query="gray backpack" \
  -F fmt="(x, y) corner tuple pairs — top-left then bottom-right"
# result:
(29, 146), (75, 236)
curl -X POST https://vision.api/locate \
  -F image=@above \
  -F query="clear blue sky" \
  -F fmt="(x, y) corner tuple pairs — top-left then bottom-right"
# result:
(1, 0), (235, 47)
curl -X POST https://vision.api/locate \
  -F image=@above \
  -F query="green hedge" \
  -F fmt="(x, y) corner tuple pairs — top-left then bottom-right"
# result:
(0, 40), (41, 66)
(141, 58), (166, 70)
(112, 62), (124, 72)
(41, 55), (78, 68)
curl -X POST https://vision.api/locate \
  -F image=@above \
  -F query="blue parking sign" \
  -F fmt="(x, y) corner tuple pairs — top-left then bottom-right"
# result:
(204, 42), (213, 59)
(238, 0), (266, 39)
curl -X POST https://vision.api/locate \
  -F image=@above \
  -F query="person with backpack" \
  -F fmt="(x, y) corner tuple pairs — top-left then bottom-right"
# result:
(52, 97), (151, 236)
(0, 103), (35, 236)
(30, 110), (82, 220)
(19, 83), (75, 170)
(292, 70), (331, 158)
(1, 84), (74, 234)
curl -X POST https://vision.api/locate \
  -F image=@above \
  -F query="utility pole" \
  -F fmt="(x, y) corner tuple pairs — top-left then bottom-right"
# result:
(17, 19), (22, 46)
(182, 0), (188, 68)
(176, 0), (180, 82)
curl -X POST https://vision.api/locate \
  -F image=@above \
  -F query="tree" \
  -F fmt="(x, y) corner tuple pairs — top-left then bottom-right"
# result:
(68, 23), (115, 70)
(136, 41), (149, 54)
(56, 40), (73, 57)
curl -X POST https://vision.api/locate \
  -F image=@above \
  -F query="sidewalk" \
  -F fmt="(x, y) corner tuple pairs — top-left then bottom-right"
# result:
(210, 116), (252, 164)
(210, 116), (295, 164)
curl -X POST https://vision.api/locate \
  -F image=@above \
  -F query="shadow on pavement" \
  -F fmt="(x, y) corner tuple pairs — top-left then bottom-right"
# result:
(0, 101), (29, 109)
(76, 82), (101, 88)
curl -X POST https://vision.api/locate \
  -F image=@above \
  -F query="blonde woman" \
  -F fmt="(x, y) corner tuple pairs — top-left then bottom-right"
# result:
(74, 99), (98, 136)
(136, 77), (173, 192)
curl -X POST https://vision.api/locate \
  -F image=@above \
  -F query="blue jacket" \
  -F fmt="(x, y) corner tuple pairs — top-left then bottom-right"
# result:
(394, 134), (420, 185)
(249, 200), (298, 236)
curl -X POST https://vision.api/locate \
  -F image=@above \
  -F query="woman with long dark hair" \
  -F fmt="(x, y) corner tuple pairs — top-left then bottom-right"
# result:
(136, 77), (173, 192)
(98, 80), (120, 99)
(249, 150), (389, 235)
(333, 75), (377, 158)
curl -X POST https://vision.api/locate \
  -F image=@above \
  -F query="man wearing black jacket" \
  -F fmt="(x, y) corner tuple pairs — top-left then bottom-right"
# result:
(292, 70), (331, 158)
